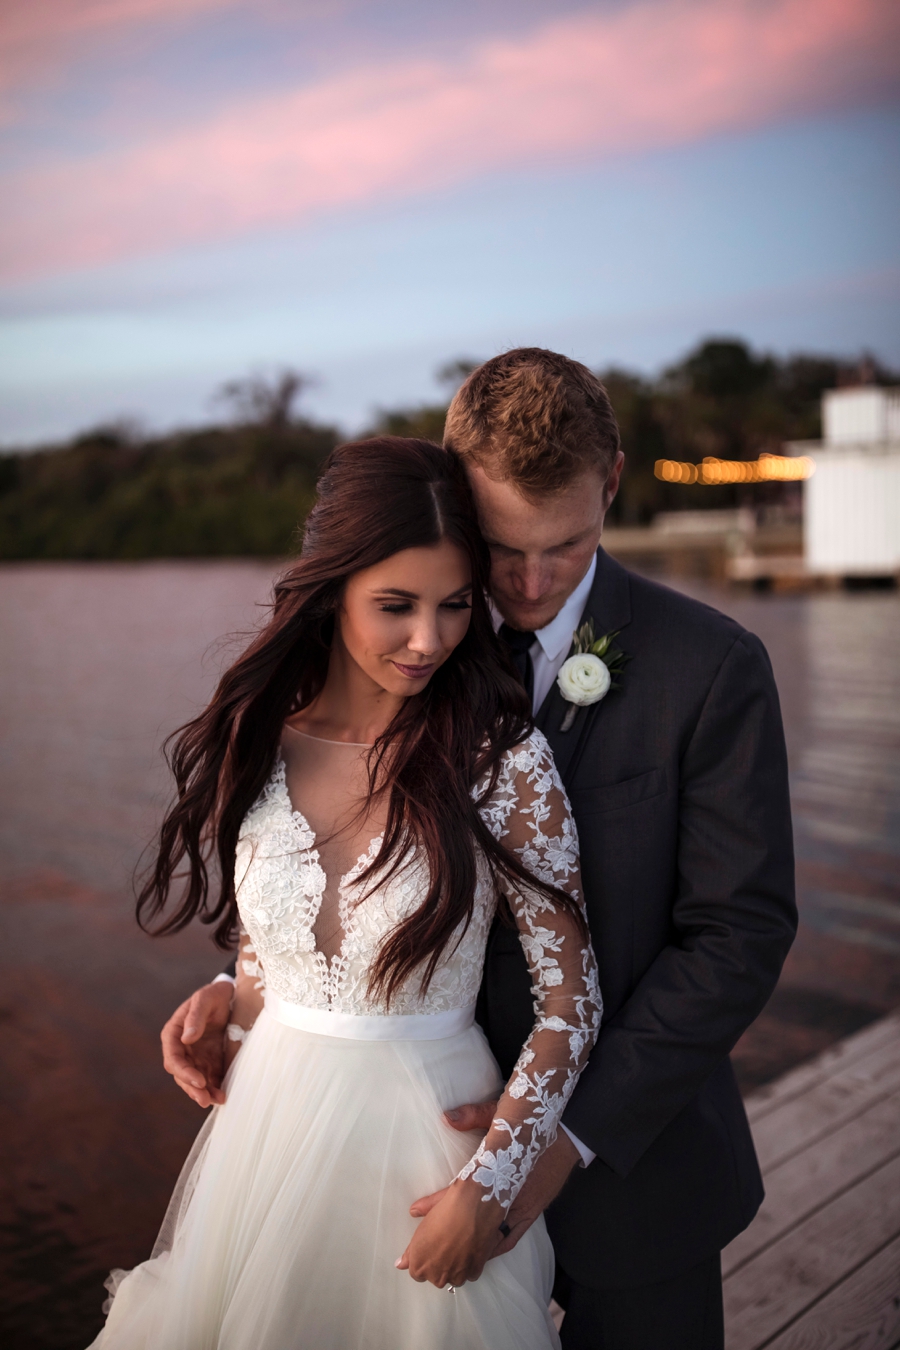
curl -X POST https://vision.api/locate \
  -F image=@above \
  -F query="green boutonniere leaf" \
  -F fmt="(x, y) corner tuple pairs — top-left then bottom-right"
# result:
(572, 619), (630, 685)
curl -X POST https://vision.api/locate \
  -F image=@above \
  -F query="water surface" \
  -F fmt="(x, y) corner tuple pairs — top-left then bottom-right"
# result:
(1, 561), (898, 1348)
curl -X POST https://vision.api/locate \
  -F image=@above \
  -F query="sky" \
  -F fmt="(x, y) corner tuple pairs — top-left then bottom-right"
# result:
(1, 0), (898, 445)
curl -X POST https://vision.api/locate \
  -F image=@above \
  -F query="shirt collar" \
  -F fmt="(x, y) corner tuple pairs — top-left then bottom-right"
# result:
(534, 553), (598, 662)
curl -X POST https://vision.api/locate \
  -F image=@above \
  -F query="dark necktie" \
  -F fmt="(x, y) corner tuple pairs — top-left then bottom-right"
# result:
(499, 623), (537, 704)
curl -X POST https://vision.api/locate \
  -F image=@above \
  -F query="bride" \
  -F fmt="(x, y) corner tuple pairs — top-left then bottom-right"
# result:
(91, 436), (601, 1350)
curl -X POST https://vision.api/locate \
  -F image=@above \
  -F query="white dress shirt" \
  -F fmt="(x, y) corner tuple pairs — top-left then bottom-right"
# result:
(525, 554), (597, 714)
(493, 554), (598, 1168)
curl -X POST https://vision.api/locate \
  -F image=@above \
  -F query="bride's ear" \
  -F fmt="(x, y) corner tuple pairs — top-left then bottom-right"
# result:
(315, 609), (337, 650)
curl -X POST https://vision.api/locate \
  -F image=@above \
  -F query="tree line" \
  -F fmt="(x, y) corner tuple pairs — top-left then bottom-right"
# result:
(0, 339), (894, 560)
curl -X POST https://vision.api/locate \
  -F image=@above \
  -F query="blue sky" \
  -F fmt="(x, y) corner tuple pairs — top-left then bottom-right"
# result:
(1, 0), (898, 444)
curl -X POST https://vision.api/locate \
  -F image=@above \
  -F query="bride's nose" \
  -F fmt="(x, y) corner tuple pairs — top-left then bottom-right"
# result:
(406, 610), (441, 657)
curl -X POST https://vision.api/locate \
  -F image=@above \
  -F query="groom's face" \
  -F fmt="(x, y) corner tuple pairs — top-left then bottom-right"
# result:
(467, 457), (622, 632)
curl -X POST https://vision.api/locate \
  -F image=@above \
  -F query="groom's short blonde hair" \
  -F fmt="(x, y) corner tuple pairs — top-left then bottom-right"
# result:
(443, 348), (620, 497)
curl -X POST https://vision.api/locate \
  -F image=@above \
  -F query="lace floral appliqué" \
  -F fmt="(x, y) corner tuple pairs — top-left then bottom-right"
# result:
(234, 730), (601, 1212)
(456, 734), (602, 1210)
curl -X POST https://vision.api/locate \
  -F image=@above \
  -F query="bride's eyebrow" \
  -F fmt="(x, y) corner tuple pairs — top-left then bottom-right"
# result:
(370, 585), (472, 599)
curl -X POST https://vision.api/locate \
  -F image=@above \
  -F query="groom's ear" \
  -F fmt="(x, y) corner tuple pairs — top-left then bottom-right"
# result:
(602, 452), (626, 515)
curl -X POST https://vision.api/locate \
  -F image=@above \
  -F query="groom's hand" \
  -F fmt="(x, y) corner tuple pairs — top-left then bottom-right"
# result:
(409, 1102), (581, 1256)
(161, 982), (232, 1108)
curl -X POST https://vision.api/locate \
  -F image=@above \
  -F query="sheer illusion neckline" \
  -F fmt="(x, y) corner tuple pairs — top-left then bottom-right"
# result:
(271, 754), (387, 991)
(275, 756), (388, 901)
(283, 723), (374, 749)
(273, 757), (384, 873)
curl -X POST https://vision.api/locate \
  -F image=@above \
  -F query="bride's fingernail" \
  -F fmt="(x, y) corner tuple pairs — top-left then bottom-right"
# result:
(445, 1109), (461, 1122)
(394, 1258), (402, 1268)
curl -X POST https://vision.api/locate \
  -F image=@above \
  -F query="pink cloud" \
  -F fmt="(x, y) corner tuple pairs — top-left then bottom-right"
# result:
(0, 0), (242, 113)
(2, 0), (238, 52)
(2, 0), (898, 281)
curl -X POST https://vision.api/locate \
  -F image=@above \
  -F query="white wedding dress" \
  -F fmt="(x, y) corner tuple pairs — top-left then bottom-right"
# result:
(90, 728), (601, 1350)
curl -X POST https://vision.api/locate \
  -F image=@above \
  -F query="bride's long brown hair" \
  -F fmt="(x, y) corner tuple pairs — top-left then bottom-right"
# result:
(137, 436), (584, 1001)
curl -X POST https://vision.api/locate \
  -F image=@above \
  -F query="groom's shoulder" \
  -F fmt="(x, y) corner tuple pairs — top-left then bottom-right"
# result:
(630, 569), (741, 636)
(611, 556), (758, 670)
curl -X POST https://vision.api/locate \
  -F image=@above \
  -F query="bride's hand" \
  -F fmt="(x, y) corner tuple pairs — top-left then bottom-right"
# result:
(395, 1179), (505, 1289)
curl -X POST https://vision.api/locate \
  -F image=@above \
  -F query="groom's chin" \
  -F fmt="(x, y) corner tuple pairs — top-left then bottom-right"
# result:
(497, 599), (561, 632)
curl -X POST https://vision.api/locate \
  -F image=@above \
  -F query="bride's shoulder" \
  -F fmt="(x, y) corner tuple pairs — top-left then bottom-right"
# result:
(503, 726), (552, 768)
(489, 728), (564, 797)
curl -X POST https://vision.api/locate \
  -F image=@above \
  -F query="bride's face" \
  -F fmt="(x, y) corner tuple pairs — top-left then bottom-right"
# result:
(336, 538), (473, 698)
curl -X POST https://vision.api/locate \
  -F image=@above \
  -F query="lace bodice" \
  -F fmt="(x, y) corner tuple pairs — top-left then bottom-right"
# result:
(235, 728), (601, 1210)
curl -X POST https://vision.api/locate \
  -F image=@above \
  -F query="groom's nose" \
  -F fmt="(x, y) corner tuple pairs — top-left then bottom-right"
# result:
(512, 557), (552, 601)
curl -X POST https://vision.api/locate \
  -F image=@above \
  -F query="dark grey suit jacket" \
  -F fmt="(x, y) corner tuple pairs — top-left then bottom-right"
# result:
(476, 547), (797, 1290)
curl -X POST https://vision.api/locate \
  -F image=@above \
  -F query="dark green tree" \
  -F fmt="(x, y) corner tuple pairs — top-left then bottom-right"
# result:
(1, 341), (895, 559)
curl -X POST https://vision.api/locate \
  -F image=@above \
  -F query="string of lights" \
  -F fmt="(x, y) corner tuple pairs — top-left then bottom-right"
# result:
(654, 454), (816, 485)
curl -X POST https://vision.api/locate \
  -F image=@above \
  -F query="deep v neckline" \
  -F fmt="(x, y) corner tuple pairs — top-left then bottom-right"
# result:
(272, 755), (386, 998)
(274, 755), (386, 896)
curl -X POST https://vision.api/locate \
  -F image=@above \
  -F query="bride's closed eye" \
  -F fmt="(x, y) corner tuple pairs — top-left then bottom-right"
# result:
(378, 599), (472, 614)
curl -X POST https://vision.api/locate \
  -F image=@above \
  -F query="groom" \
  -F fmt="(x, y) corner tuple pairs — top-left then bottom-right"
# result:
(161, 348), (796, 1349)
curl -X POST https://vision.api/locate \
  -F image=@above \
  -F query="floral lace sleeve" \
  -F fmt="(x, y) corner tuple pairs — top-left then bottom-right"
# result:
(238, 928), (265, 992)
(224, 931), (266, 1046)
(456, 731), (602, 1211)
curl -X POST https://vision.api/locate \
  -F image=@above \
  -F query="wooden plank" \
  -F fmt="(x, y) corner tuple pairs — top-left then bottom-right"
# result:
(763, 1234), (900, 1350)
(745, 1013), (900, 1126)
(724, 1151), (900, 1350)
(750, 1042), (900, 1175)
(723, 1090), (900, 1277)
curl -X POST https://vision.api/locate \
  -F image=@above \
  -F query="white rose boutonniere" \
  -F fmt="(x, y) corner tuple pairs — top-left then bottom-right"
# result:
(557, 620), (629, 731)
(558, 653), (611, 705)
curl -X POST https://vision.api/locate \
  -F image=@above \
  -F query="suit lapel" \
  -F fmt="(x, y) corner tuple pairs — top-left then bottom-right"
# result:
(536, 548), (633, 782)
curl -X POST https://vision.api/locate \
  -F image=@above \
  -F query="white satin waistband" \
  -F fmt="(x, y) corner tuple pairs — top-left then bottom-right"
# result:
(263, 990), (476, 1041)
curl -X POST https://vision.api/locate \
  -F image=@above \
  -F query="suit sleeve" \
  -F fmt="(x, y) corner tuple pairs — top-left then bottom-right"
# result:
(561, 631), (797, 1177)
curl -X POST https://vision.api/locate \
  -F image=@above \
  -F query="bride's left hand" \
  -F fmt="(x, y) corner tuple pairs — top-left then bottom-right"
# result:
(408, 1103), (582, 1261)
(395, 1178), (505, 1288)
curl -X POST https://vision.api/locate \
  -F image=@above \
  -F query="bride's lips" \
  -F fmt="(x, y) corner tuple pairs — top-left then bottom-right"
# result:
(392, 661), (436, 680)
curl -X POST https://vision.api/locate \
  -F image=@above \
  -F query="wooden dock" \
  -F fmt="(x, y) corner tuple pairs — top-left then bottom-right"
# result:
(724, 1009), (900, 1349)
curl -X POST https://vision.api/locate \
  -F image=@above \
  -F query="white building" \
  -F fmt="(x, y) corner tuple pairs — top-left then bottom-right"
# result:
(789, 387), (900, 578)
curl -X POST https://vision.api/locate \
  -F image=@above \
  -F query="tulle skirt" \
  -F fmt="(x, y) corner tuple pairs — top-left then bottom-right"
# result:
(89, 1007), (559, 1349)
